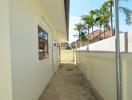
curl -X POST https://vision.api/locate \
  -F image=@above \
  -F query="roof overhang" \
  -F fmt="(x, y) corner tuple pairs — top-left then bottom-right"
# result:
(42, 0), (70, 42)
(64, 0), (70, 41)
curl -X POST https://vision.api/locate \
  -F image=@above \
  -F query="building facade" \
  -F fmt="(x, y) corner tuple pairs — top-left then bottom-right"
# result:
(0, 0), (69, 100)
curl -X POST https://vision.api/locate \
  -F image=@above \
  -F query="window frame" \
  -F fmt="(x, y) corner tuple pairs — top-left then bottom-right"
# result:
(38, 25), (49, 60)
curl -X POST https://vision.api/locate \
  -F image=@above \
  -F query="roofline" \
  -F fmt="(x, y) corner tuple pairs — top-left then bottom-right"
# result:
(64, 0), (70, 41)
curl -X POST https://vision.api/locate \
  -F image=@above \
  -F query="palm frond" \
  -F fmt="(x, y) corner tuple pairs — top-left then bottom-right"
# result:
(119, 6), (132, 25)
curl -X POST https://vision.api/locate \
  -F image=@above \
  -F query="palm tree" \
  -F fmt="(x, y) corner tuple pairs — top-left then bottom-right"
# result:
(94, 9), (104, 40)
(81, 15), (91, 35)
(101, 2), (111, 38)
(118, 0), (132, 25)
(103, 0), (132, 35)
(103, 19), (110, 38)
(74, 23), (84, 47)
(80, 31), (89, 50)
(119, 6), (132, 25)
(101, 0), (114, 35)
(81, 10), (96, 42)
(81, 15), (91, 49)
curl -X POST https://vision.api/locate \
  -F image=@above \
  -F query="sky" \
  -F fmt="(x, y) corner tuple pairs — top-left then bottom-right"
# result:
(69, 0), (132, 43)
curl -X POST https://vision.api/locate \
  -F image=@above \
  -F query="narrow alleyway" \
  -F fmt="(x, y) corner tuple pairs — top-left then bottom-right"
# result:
(39, 64), (103, 100)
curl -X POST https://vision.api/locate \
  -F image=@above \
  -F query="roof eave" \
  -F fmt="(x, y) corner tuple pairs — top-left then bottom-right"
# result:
(64, 0), (70, 41)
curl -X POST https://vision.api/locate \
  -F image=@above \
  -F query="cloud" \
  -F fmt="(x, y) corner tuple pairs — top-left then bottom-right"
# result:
(69, 16), (81, 43)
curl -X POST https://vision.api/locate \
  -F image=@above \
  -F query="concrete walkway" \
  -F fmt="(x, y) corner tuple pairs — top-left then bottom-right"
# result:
(39, 64), (103, 100)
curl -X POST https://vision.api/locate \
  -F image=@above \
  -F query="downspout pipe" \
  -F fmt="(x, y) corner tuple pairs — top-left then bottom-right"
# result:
(114, 0), (122, 100)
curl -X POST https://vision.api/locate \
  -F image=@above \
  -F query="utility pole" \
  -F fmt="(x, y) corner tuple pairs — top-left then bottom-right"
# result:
(114, 0), (122, 100)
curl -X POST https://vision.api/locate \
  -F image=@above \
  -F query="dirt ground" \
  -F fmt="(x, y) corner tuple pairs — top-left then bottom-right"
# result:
(39, 64), (103, 100)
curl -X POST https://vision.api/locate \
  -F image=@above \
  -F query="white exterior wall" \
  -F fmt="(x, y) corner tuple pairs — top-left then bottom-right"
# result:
(52, 32), (60, 72)
(0, 0), (12, 100)
(76, 31), (132, 100)
(76, 52), (132, 100)
(122, 55), (132, 100)
(76, 52), (116, 100)
(60, 50), (75, 63)
(77, 32), (132, 52)
(128, 31), (132, 52)
(10, 0), (60, 100)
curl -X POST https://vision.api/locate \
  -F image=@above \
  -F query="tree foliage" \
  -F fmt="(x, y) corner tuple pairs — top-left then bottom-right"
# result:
(73, 0), (132, 45)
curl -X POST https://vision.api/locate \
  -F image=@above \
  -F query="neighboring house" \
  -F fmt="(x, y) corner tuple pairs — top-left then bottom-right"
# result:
(0, 0), (70, 100)
(72, 29), (123, 48)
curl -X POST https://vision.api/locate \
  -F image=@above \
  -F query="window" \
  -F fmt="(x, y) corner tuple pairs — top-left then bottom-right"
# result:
(38, 25), (49, 60)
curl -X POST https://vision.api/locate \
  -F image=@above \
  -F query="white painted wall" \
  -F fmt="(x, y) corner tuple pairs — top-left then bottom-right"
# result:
(53, 40), (60, 72)
(10, 0), (60, 100)
(0, 0), (12, 100)
(122, 55), (132, 100)
(77, 32), (132, 52)
(60, 50), (75, 63)
(76, 51), (132, 100)
(127, 31), (132, 52)
(76, 52), (117, 100)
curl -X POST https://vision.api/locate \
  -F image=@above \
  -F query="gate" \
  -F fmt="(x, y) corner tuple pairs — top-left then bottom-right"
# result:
(60, 50), (75, 63)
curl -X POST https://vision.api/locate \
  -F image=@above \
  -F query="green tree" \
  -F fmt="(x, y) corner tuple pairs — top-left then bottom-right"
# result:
(102, 0), (132, 35)
(74, 23), (84, 38)
(81, 15), (91, 35)
(94, 9), (104, 40)
(81, 10), (96, 42)
(101, 0), (114, 35)
(74, 23), (85, 47)
(101, 2), (111, 38)
(71, 43), (76, 49)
